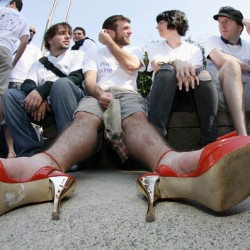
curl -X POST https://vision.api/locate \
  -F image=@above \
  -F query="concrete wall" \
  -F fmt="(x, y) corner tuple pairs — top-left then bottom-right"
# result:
(167, 111), (250, 151)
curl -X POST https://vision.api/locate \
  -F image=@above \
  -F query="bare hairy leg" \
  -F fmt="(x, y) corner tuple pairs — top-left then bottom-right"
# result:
(122, 112), (201, 174)
(1, 112), (102, 179)
(220, 61), (247, 135)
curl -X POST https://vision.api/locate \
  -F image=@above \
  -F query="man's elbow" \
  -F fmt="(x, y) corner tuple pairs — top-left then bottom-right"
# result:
(20, 34), (29, 44)
(125, 61), (142, 72)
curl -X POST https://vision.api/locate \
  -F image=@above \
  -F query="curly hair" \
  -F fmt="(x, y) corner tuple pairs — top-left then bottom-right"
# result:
(102, 15), (131, 31)
(156, 10), (189, 36)
(44, 22), (72, 50)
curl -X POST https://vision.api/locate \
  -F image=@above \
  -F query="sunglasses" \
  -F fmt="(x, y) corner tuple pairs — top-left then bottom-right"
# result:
(29, 29), (36, 34)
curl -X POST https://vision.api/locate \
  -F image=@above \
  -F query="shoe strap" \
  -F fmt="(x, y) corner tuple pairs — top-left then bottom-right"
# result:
(42, 152), (62, 171)
(216, 131), (237, 141)
(155, 149), (172, 169)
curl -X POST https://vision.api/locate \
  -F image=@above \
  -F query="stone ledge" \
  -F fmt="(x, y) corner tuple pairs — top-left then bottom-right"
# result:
(167, 111), (250, 151)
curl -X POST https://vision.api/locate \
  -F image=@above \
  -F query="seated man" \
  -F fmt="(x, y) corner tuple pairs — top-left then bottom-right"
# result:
(147, 10), (218, 147)
(0, 15), (249, 222)
(3, 25), (42, 159)
(205, 6), (250, 135)
(2, 22), (84, 156)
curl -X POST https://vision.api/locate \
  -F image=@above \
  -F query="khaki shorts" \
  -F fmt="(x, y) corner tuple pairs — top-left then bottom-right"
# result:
(214, 73), (250, 111)
(0, 46), (12, 95)
(75, 86), (148, 120)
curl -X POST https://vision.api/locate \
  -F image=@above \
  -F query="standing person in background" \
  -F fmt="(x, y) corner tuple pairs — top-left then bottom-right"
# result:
(0, 0), (29, 121)
(147, 10), (218, 147)
(71, 26), (97, 52)
(2, 25), (42, 159)
(205, 6), (250, 136)
(9, 25), (42, 90)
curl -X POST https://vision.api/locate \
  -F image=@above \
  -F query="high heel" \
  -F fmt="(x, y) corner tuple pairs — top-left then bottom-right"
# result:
(137, 174), (160, 222)
(0, 162), (76, 220)
(137, 132), (250, 222)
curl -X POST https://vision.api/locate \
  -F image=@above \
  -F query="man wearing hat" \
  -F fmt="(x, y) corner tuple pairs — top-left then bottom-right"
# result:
(205, 6), (250, 136)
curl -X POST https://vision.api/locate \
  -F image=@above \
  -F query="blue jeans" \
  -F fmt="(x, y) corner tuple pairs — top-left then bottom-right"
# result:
(147, 64), (218, 147)
(2, 78), (84, 156)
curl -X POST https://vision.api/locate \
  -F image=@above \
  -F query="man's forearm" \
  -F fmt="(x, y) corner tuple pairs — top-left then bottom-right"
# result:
(12, 35), (29, 68)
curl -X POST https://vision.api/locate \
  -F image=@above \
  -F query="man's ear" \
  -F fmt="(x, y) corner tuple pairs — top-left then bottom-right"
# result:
(106, 29), (115, 39)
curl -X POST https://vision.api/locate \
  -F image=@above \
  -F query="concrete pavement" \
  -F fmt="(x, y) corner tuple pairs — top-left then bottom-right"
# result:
(0, 168), (250, 249)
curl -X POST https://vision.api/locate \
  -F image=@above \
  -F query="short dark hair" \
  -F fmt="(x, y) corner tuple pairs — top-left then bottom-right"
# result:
(102, 15), (131, 31)
(73, 27), (86, 36)
(44, 22), (72, 50)
(156, 10), (189, 36)
(9, 0), (23, 11)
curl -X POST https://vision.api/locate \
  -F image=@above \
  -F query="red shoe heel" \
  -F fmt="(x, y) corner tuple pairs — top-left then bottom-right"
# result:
(137, 132), (250, 222)
(0, 162), (76, 220)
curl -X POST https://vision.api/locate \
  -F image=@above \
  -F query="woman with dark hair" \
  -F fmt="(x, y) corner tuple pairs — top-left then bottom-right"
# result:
(147, 10), (218, 147)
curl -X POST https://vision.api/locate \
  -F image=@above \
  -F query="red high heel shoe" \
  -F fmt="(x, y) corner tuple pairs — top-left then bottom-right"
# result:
(0, 152), (76, 220)
(137, 132), (250, 222)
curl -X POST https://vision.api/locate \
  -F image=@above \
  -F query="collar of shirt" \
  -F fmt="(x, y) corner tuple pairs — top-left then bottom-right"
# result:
(220, 36), (242, 45)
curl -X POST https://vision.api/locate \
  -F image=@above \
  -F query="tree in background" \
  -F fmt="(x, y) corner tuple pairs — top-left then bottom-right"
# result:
(137, 51), (152, 97)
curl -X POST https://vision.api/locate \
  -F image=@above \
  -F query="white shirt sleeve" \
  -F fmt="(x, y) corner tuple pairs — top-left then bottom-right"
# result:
(82, 48), (99, 74)
(147, 41), (166, 71)
(205, 36), (221, 58)
(79, 39), (98, 53)
(69, 50), (85, 72)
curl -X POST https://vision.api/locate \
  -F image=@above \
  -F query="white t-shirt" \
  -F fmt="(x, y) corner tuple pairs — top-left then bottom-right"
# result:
(205, 35), (250, 79)
(78, 39), (98, 53)
(27, 49), (84, 86)
(9, 43), (42, 82)
(147, 40), (203, 72)
(0, 7), (29, 53)
(82, 46), (145, 92)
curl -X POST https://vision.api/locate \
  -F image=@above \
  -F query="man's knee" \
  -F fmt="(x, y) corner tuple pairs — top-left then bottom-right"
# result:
(51, 78), (71, 91)
(155, 64), (176, 80)
(220, 60), (241, 75)
(2, 89), (23, 104)
(123, 112), (147, 126)
(74, 111), (102, 127)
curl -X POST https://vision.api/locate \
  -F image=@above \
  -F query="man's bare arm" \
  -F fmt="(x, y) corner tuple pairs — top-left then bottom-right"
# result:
(99, 29), (141, 72)
(12, 34), (29, 68)
(209, 48), (250, 72)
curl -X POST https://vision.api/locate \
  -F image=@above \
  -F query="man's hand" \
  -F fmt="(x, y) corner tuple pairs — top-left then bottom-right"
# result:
(31, 100), (51, 122)
(174, 60), (199, 91)
(24, 90), (43, 113)
(243, 18), (250, 35)
(99, 92), (113, 109)
(98, 29), (115, 45)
